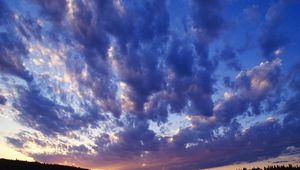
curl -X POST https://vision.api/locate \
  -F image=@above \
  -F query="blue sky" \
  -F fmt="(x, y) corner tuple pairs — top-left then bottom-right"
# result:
(0, 0), (300, 169)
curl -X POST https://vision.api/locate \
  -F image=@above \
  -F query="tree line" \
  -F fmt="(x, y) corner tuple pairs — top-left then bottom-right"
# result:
(0, 158), (88, 170)
(237, 164), (300, 170)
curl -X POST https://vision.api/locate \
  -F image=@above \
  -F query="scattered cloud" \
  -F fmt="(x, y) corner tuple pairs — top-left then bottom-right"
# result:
(1, 0), (300, 169)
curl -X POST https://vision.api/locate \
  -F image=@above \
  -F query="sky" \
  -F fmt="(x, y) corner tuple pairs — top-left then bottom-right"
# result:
(0, 0), (300, 170)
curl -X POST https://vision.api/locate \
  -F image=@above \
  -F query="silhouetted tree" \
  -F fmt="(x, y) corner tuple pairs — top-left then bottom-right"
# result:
(0, 158), (88, 170)
(237, 164), (300, 170)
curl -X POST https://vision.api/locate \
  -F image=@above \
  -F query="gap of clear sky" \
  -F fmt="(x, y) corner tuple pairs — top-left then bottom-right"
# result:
(0, 0), (300, 170)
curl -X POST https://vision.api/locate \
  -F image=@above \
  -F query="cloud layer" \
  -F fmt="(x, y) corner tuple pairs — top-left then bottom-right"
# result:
(1, 0), (300, 169)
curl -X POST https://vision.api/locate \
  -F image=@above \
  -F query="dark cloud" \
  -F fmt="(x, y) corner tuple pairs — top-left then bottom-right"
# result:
(71, 144), (89, 153)
(93, 118), (160, 160)
(223, 76), (234, 88)
(14, 88), (75, 135)
(0, 1), (33, 82)
(114, 120), (159, 152)
(166, 71), (215, 116)
(56, 0), (121, 117)
(31, 0), (218, 121)
(288, 60), (300, 92)
(214, 59), (282, 124)
(0, 95), (6, 105)
(6, 131), (94, 168)
(196, 121), (287, 169)
(14, 88), (102, 135)
(6, 137), (24, 148)
(260, 30), (288, 60)
(15, 15), (43, 41)
(106, 0), (169, 49)
(219, 45), (241, 71)
(1, 0), (300, 170)
(282, 60), (300, 133)
(145, 119), (300, 170)
(34, 0), (67, 23)
(109, 0), (169, 120)
(191, 0), (225, 41)
(6, 131), (50, 150)
(12, 115), (300, 170)
(259, 2), (289, 60)
(234, 59), (281, 115)
(62, 0), (170, 120)
(150, 0), (228, 118)
(0, 0), (9, 24)
(167, 37), (195, 76)
(0, 33), (32, 81)
(71, 0), (110, 58)
(215, 95), (248, 124)
(6, 131), (37, 148)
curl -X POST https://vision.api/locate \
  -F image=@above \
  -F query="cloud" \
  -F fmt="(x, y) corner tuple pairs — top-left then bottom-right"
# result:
(6, 137), (24, 148)
(167, 37), (195, 76)
(1, 1), (300, 170)
(26, 0), (219, 123)
(191, 0), (225, 41)
(34, 0), (67, 23)
(154, 0), (227, 117)
(0, 33), (32, 82)
(14, 87), (102, 136)
(214, 58), (282, 124)
(148, 118), (300, 170)
(104, 119), (160, 153)
(218, 45), (242, 71)
(0, 1), (33, 82)
(259, 2), (289, 60)
(282, 60), (300, 137)
(234, 58), (282, 114)
(0, 95), (6, 105)
(288, 60), (300, 92)
(105, 0), (170, 120)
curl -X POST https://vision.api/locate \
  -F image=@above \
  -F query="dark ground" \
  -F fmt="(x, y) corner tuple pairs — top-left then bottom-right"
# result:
(238, 164), (300, 170)
(0, 158), (88, 170)
(1, 158), (299, 170)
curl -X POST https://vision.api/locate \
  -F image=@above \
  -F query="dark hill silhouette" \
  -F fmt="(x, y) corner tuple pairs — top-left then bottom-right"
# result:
(237, 164), (300, 170)
(1, 158), (299, 170)
(0, 158), (89, 170)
